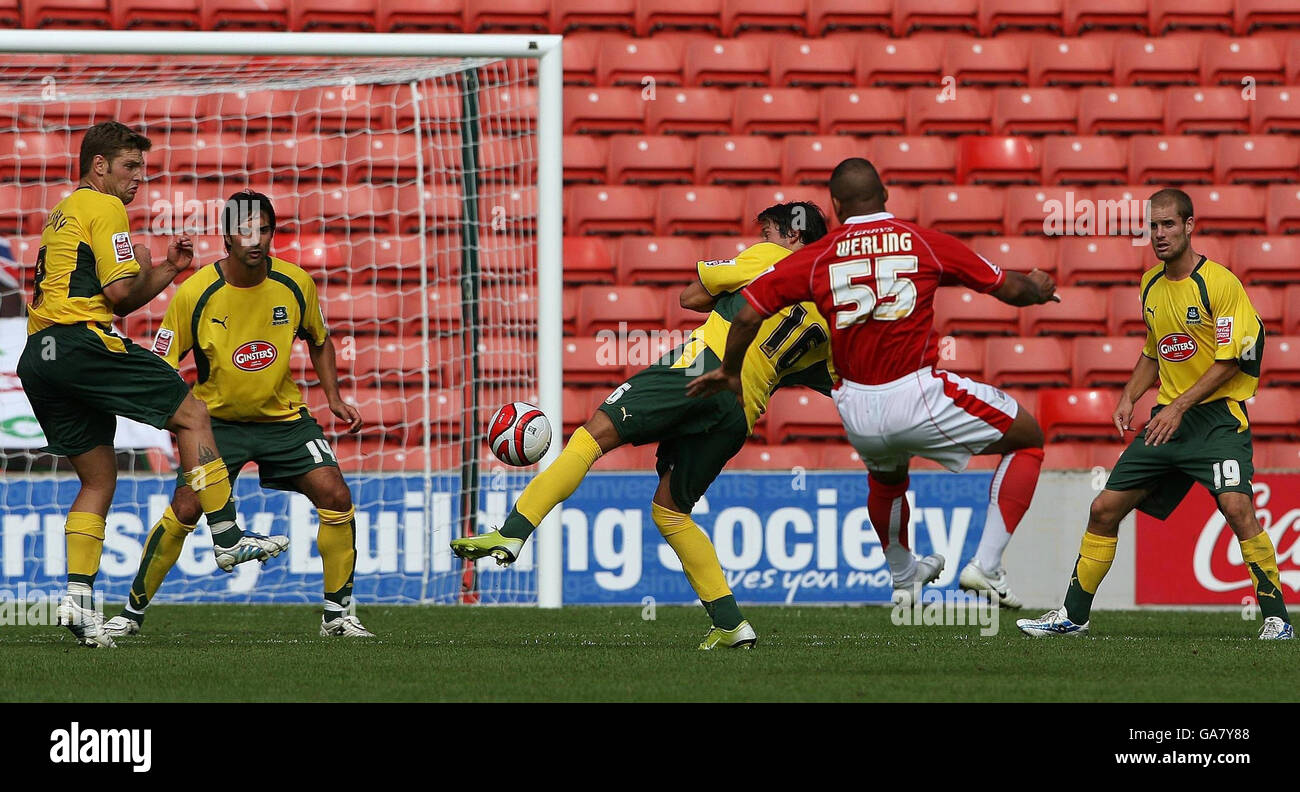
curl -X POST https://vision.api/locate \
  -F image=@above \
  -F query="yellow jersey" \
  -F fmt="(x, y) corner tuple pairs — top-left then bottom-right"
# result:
(1139, 256), (1264, 430)
(685, 242), (834, 431)
(28, 187), (140, 344)
(153, 257), (328, 423)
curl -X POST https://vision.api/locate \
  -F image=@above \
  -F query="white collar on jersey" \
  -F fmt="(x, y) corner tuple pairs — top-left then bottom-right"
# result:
(843, 212), (895, 223)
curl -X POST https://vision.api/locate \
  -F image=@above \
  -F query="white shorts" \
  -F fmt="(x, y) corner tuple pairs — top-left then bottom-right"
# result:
(832, 367), (1019, 473)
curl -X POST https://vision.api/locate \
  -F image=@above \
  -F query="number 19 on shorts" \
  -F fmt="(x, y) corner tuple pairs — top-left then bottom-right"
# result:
(1212, 459), (1241, 489)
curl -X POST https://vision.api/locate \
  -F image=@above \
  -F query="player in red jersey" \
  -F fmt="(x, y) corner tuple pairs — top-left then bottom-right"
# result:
(689, 158), (1060, 606)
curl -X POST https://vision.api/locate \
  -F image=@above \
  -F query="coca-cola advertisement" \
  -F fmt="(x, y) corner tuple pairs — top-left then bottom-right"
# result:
(1136, 475), (1300, 604)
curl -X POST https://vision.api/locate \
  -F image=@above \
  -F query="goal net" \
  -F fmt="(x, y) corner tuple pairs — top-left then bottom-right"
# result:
(0, 33), (564, 608)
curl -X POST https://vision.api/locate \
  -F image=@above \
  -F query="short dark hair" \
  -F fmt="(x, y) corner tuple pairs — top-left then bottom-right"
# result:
(221, 189), (277, 240)
(1148, 188), (1194, 221)
(756, 201), (829, 245)
(79, 121), (152, 178)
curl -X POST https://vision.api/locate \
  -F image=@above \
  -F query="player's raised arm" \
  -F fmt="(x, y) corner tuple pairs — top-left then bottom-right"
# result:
(990, 269), (1060, 307)
(104, 234), (193, 316)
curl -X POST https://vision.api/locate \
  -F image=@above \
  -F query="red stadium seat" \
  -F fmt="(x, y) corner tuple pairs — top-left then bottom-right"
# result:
(113, 0), (201, 28)
(663, 292), (707, 333)
(740, 185), (825, 226)
(562, 387), (603, 434)
(23, 0), (110, 28)
(1290, 40), (1300, 85)
(1215, 135), (1300, 184)
(1251, 87), (1300, 134)
(635, 0), (722, 34)
(1064, 0), (1148, 34)
(1028, 37), (1115, 86)
(290, 0), (376, 31)
(980, 0), (1064, 34)
(1243, 390), (1300, 440)
(683, 39), (771, 87)
(277, 232), (346, 279)
(1202, 37), (1284, 85)
(0, 0), (17, 26)
(943, 38), (1029, 87)
(1042, 442), (1095, 471)
(1181, 185), (1267, 234)
(919, 186), (1005, 234)
(1259, 336), (1300, 387)
(1088, 185), (1152, 236)
(1235, 0), (1300, 33)
(970, 235), (1060, 276)
(703, 236), (755, 261)
(857, 38), (944, 87)
(200, 0), (289, 30)
(118, 95), (203, 132)
(1151, 0), (1233, 32)
(957, 136), (1041, 185)
(906, 86), (994, 136)
(1231, 237), (1300, 285)
(1128, 135), (1214, 184)
(730, 443), (823, 471)
(0, 131), (76, 182)
(1058, 236), (1146, 286)
(479, 84), (540, 134)
(465, 0), (548, 31)
(552, 0), (635, 32)
(764, 389), (844, 443)
(596, 36), (683, 87)
(770, 39), (855, 87)
(1114, 38), (1201, 86)
(934, 334), (986, 378)
(645, 88), (734, 135)
(722, 0), (807, 34)
(596, 444), (661, 471)
(1286, 285), (1300, 335)
(1078, 87), (1165, 135)
(563, 134), (608, 184)
(985, 337), (1073, 387)
(695, 136), (783, 184)
(1004, 186), (1074, 235)
(734, 88), (821, 135)
(819, 87), (907, 135)
(1260, 443), (1300, 471)
(1266, 184), (1300, 235)
(1072, 336), (1147, 387)
(932, 288), (1020, 335)
(992, 88), (1078, 135)
(868, 136), (957, 185)
(809, 0), (892, 34)
(607, 134), (696, 184)
(783, 136), (864, 184)
(617, 236), (704, 285)
(1107, 285), (1147, 335)
(1020, 285), (1108, 335)
(894, 0), (978, 33)
(885, 185), (921, 221)
(197, 90), (296, 133)
(563, 236), (615, 284)
(376, 0), (463, 32)
(563, 291), (578, 335)
(1038, 388), (1123, 441)
(818, 442), (866, 469)
(294, 84), (397, 134)
(567, 185), (656, 235)
(656, 186), (743, 235)
(575, 285), (667, 336)
(562, 34), (601, 86)
(266, 134), (346, 182)
(563, 87), (645, 134)
(1042, 136), (1128, 184)
(1165, 86), (1250, 134)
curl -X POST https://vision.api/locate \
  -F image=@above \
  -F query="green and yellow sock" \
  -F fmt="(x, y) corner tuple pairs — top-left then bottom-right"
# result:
(183, 458), (240, 546)
(318, 506), (357, 621)
(1241, 532), (1290, 623)
(651, 502), (742, 630)
(1062, 531), (1117, 624)
(65, 511), (106, 587)
(126, 507), (197, 619)
(501, 427), (603, 541)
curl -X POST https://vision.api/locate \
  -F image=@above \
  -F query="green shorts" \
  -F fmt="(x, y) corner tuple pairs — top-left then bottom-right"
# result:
(1106, 398), (1255, 519)
(175, 408), (338, 492)
(17, 323), (190, 457)
(597, 344), (749, 512)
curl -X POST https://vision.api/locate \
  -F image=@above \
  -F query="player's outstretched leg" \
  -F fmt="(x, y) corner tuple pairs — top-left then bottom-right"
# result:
(104, 504), (197, 637)
(867, 470), (944, 601)
(1217, 492), (1293, 640)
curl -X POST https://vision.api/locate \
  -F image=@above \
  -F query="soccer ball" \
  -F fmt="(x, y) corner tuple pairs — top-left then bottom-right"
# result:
(486, 401), (552, 466)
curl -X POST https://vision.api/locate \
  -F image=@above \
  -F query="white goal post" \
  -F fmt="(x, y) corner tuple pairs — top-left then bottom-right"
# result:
(0, 31), (564, 609)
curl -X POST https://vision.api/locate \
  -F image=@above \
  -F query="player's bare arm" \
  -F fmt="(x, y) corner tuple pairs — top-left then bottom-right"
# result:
(685, 301), (763, 399)
(104, 235), (194, 316)
(308, 337), (362, 434)
(1143, 359), (1241, 447)
(1113, 354), (1159, 437)
(679, 279), (716, 312)
(989, 269), (1060, 306)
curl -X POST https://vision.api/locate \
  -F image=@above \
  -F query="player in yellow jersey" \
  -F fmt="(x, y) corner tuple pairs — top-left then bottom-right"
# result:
(1019, 188), (1293, 640)
(452, 202), (834, 648)
(101, 190), (373, 639)
(16, 122), (287, 649)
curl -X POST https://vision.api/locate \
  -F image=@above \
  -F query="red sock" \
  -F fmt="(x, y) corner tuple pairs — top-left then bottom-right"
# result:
(996, 447), (1043, 534)
(867, 474), (911, 551)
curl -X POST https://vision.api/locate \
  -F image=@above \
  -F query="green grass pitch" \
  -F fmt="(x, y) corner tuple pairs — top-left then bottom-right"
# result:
(0, 605), (1293, 702)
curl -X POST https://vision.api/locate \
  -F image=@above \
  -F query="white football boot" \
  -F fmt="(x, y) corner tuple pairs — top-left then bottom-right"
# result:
(890, 554), (945, 607)
(1016, 607), (1090, 637)
(215, 532), (289, 573)
(57, 595), (115, 649)
(102, 614), (142, 637)
(1258, 616), (1294, 640)
(320, 614), (376, 637)
(958, 560), (1023, 609)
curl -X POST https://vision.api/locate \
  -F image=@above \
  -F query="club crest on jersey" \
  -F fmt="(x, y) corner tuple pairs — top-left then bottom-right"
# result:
(232, 340), (277, 371)
(272, 306), (289, 326)
(1186, 306), (1201, 325)
(1158, 332), (1197, 362)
